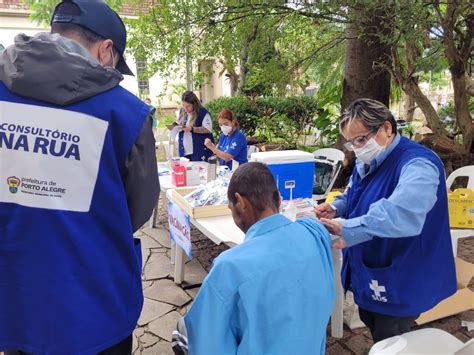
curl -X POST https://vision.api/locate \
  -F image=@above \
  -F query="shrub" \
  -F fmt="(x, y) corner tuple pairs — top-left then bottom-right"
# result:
(205, 96), (259, 137)
(205, 95), (336, 147)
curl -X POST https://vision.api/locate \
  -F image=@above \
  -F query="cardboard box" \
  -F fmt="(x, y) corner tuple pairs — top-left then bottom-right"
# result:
(416, 257), (474, 325)
(186, 166), (201, 186)
(448, 188), (474, 229)
(171, 187), (231, 219)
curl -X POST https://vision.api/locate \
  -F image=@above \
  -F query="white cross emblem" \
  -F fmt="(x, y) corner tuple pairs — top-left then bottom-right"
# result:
(369, 280), (387, 302)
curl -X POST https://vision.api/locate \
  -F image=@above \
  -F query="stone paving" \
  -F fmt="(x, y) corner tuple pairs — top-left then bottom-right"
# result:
(3, 196), (468, 355)
(132, 199), (474, 354)
(0, 206), (471, 355)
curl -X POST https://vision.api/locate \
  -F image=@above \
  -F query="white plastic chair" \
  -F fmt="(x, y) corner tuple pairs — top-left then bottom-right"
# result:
(446, 165), (474, 256)
(369, 328), (474, 354)
(247, 145), (259, 160)
(155, 128), (176, 160)
(312, 148), (345, 201)
(446, 165), (474, 191)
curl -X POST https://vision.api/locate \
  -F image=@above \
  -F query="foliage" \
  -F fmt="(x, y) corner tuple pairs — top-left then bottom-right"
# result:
(205, 96), (260, 136)
(123, 0), (345, 96)
(22, 0), (124, 25)
(157, 114), (176, 129)
(24, 0), (472, 153)
(205, 95), (339, 147)
(438, 98), (474, 133)
(398, 122), (417, 140)
(376, 0), (473, 152)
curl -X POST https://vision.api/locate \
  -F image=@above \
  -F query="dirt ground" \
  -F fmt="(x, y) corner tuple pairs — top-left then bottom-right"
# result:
(192, 228), (473, 354)
(156, 199), (473, 354)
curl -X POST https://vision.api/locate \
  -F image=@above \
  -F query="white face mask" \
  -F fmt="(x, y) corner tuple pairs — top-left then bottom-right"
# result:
(353, 137), (385, 164)
(221, 125), (232, 135)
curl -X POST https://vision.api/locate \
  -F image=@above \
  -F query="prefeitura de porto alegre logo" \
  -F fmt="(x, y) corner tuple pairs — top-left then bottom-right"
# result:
(7, 176), (21, 194)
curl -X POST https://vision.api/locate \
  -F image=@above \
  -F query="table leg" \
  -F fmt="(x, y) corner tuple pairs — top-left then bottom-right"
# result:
(174, 244), (185, 284)
(149, 191), (161, 228)
(170, 240), (176, 265)
(331, 248), (344, 338)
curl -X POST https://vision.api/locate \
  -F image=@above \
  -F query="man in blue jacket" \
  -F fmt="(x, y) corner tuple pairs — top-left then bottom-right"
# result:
(0, 1), (158, 353)
(172, 162), (335, 355)
(316, 98), (456, 343)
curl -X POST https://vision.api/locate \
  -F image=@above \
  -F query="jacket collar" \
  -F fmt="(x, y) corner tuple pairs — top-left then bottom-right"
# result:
(244, 213), (292, 242)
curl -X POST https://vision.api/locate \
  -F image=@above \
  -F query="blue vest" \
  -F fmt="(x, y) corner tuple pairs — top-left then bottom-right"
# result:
(0, 82), (147, 353)
(341, 137), (456, 316)
(178, 107), (214, 161)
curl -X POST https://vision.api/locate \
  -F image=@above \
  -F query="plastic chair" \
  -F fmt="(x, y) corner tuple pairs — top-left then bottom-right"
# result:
(155, 128), (176, 160)
(312, 148), (344, 201)
(247, 145), (259, 160)
(369, 328), (473, 354)
(446, 165), (474, 191)
(446, 166), (474, 256)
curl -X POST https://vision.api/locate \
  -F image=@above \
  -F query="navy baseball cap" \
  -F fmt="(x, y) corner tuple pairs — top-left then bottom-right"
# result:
(51, 0), (134, 76)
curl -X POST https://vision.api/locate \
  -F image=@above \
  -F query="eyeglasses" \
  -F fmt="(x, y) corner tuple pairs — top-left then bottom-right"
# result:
(343, 130), (378, 151)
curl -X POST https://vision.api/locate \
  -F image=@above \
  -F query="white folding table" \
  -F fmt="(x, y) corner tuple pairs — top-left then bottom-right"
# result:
(166, 189), (344, 338)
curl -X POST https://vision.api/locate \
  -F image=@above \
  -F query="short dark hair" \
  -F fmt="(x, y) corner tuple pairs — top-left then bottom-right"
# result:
(51, 2), (118, 56)
(340, 98), (397, 134)
(228, 162), (280, 212)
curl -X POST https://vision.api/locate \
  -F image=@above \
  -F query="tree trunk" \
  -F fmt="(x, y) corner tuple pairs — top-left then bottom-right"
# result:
(438, 0), (473, 153)
(334, 10), (392, 187)
(403, 79), (449, 138)
(451, 71), (473, 152)
(404, 92), (417, 122)
(237, 24), (260, 95)
(336, 11), (392, 153)
(340, 23), (392, 110)
(230, 77), (239, 96)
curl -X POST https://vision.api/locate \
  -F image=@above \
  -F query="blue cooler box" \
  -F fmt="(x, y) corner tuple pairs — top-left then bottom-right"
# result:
(250, 150), (315, 200)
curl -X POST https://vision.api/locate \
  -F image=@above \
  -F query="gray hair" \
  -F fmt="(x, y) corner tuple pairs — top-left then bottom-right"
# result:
(340, 98), (397, 134)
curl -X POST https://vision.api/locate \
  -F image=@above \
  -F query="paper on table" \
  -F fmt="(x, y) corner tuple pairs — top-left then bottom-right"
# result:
(169, 125), (182, 144)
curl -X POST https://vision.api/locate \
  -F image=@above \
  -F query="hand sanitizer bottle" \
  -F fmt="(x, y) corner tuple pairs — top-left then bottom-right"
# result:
(285, 187), (297, 222)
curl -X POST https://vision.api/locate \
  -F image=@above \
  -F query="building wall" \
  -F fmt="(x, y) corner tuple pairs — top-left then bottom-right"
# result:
(0, 8), (231, 111)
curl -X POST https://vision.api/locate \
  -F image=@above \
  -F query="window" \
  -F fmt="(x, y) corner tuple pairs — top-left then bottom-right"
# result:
(135, 57), (149, 96)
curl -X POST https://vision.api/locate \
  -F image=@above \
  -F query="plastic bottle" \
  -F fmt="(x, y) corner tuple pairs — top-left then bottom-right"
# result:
(207, 156), (217, 182)
(284, 187), (297, 221)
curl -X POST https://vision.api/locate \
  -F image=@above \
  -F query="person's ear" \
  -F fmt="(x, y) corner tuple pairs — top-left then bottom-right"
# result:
(384, 121), (393, 137)
(235, 193), (246, 211)
(98, 39), (115, 67)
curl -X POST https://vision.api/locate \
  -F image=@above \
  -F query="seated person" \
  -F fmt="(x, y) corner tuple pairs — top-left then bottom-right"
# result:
(172, 162), (335, 355)
(144, 97), (158, 130)
(204, 109), (248, 170)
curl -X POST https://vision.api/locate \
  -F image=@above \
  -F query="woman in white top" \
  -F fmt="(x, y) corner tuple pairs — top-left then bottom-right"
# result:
(177, 91), (214, 161)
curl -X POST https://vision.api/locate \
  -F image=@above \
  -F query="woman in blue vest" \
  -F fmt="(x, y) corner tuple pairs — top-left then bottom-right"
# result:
(316, 98), (456, 343)
(204, 109), (248, 170)
(177, 91), (214, 161)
